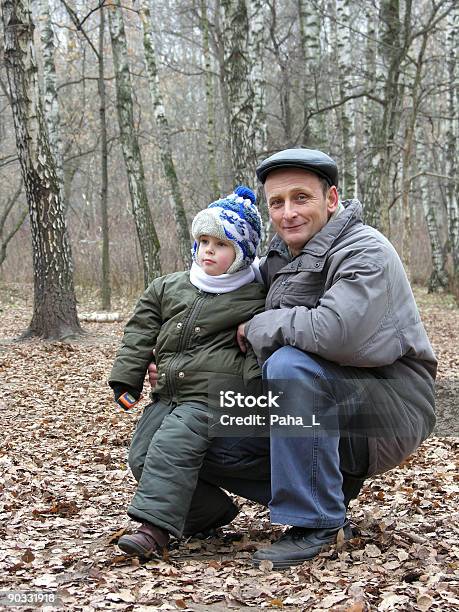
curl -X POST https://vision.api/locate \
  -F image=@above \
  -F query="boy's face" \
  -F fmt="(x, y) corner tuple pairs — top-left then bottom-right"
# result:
(197, 235), (236, 276)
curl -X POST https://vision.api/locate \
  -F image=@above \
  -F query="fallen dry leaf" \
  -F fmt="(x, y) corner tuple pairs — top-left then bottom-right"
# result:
(416, 593), (434, 611)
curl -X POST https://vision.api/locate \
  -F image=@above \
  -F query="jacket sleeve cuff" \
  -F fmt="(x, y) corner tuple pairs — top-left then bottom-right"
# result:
(245, 311), (287, 365)
(109, 382), (141, 402)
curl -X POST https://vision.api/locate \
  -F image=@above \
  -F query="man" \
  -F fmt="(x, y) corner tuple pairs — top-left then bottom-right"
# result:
(144, 148), (436, 568)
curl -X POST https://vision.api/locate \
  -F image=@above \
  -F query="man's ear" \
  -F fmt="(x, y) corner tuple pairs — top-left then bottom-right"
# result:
(327, 186), (339, 214)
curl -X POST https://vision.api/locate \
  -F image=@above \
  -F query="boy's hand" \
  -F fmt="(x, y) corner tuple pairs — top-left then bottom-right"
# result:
(237, 322), (249, 353)
(148, 362), (159, 389)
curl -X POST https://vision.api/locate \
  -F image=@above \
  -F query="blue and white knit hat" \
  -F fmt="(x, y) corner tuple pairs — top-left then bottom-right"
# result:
(191, 185), (262, 274)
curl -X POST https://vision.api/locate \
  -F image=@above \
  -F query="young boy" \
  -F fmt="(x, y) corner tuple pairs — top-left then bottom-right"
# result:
(109, 186), (266, 560)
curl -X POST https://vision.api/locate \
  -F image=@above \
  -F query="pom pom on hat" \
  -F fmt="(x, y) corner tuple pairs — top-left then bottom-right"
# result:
(191, 185), (262, 274)
(234, 185), (256, 204)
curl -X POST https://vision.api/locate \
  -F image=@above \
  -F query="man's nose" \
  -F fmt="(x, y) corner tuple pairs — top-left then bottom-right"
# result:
(283, 200), (297, 220)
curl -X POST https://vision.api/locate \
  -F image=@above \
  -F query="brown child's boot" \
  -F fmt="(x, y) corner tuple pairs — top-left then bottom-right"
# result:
(118, 523), (169, 560)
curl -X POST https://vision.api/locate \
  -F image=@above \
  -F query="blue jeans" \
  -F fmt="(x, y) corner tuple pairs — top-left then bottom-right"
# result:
(264, 346), (368, 529)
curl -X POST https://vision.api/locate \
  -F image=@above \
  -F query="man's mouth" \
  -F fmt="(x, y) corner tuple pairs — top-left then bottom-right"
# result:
(283, 223), (305, 230)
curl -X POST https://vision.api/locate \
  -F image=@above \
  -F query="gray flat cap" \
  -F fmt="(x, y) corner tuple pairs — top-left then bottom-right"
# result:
(256, 148), (338, 187)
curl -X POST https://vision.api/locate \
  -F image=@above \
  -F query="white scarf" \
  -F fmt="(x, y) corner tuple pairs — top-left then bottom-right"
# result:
(189, 258), (262, 294)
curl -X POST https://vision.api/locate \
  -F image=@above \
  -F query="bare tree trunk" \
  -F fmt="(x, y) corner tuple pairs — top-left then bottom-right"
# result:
(247, 0), (270, 250)
(297, 0), (321, 146)
(219, 0), (255, 186)
(98, 5), (111, 310)
(335, 0), (356, 198)
(359, 2), (377, 202)
(418, 135), (448, 292)
(39, 0), (64, 200)
(400, 29), (428, 276)
(267, 0), (293, 148)
(108, 0), (161, 286)
(0, 182), (27, 267)
(2, 0), (82, 340)
(247, 0), (266, 164)
(446, 6), (459, 292)
(140, 0), (192, 269)
(364, 0), (408, 235)
(200, 0), (219, 195)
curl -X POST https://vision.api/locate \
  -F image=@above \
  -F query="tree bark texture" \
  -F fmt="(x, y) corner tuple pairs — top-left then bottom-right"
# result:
(247, 0), (267, 164)
(141, 0), (192, 269)
(108, 0), (161, 286)
(0, 183), (27, 268)
(446, 6), (458, 288)
(297, 0), (322, 147)
(98, 5), (111, 310)
(2, 0), (82, 340)
(400, 29), (428, 276)
(219, 0), (256, 186)
(335, 0), (357, 198)
(364, 0), (408, 235)
(418, 135), (448, 292)
(200, 0), (220, 196)
(39, 0), (64, 200)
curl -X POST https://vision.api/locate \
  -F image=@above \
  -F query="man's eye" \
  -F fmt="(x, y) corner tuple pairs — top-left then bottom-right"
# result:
(296, 194), (307, 201)
(270, 200), (282, 208)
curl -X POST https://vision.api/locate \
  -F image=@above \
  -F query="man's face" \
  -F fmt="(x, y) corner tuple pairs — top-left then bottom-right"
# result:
(264, 168), (339, 256)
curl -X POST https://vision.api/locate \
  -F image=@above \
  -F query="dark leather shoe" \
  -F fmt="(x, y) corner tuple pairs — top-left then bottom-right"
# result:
(252, 520), (352, 569)
(118, 523), (169, 560)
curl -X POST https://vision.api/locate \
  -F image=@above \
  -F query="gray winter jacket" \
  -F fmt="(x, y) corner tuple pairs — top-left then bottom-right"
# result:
(246, 199), (437, 380)
(245, 200), (437, 476)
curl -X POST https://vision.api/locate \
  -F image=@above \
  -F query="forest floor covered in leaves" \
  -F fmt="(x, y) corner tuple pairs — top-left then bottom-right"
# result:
(1, 284), (458, 611)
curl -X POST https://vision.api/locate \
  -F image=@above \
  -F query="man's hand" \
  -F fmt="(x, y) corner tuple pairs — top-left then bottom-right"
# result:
(237, 321), (249, 353)
(148, 362), (158, 389)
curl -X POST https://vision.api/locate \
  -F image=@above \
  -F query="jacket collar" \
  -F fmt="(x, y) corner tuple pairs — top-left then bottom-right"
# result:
(266, 199), (363, 259)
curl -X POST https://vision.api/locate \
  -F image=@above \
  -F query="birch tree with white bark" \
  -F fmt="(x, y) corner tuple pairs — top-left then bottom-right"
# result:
(418, 129), (448, 292)
(297, 0), (321, 147)
(98, 4), (111, 309)
(200, 0), (219, 195)
(446, 5), (458, 288)
(335, 0), (357, 198)
(108, 0), (161, 286)
(363, 0), (407, 235)
(218, 0), (255, 186)
(2, 0), (81, 339)
(39, 0), (64, 201)
(140, 0), (192, 269)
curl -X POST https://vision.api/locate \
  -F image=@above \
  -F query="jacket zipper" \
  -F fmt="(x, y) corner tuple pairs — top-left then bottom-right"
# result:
(166, 291), (209, 399)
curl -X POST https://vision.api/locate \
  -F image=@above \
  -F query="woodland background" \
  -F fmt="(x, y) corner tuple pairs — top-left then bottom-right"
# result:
(0, 0), (458, 325)
(1, 1), (459, 609)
